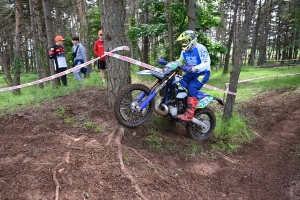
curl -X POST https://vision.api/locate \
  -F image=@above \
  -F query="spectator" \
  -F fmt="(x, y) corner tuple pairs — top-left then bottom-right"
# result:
(48, 36), (68, 86)
(94, 30), (106, 84)
(72, 36), (87, 82)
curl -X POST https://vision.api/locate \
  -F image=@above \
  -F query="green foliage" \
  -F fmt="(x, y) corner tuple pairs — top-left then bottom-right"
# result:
(87, 6), (101, 58)
(84, 121), (95, 130)
(186, 141), (201, 155)
(93, 125), (101, 133)
(63, 37), (74, 68)
(143, 127), (163, 151)
(123, 156), (129, 164)
(166, 139), (175, 151)
(153, 114), (167, 129)
(211, 112), (253, 152)
(55, 106), (66, 117)
(126, 23), (167, 41)
(11, 57), (22, 75)
(144, 135), (163, 150)
(126, 0), (226, 66)
(83, 121), (101, 133)
(64, 117), (75, 124)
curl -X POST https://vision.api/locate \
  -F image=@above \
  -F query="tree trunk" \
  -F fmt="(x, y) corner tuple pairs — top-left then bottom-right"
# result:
(293, 31), (299, 59)
(34, 0), (49, 78)
(223, 0), (238, 74)
(42, 0), (58, 88)
(77, 0), (91, 76)
(0, 42), (14, 86)
(130, 0), (138, 59)
(13, 0), (22, 95)
(276, 31), (281, 60)
(100, 0), (131, 107)
(248, 0), (262, 66)
(187, 0), (196, 31)
(142, 5), (149, 64)
(164, 0), (174, 61)
(223, 0), (257, 120)
(257, 0), (273, 66)
(29, 0), (44, 89)
(24, 40), (30, 73)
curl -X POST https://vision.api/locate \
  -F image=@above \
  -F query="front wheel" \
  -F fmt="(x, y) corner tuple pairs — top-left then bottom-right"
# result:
(186, 108), (216, 141)
(114, 84), (154, 127)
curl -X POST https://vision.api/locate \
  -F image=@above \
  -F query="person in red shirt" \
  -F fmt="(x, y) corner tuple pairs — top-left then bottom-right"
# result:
(94, 30), (106, 84)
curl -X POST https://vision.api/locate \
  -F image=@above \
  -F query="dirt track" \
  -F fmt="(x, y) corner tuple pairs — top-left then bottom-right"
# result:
(0, 87), (299, 200)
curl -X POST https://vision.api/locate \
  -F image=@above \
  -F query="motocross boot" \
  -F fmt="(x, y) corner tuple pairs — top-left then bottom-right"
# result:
(178, 96), (198, 121)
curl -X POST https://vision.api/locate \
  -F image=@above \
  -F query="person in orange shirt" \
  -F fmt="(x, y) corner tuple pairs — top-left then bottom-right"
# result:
(48, 36), (68, 86)
(94, 30), (106, 84)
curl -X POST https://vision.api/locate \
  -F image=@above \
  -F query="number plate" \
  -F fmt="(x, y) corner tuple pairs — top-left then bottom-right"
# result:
(198, 97), (213, 108)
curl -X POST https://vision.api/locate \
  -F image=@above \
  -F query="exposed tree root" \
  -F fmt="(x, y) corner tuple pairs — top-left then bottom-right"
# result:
(115, 127), (148, 200)
(52, 152), (70, 200)
(127, 147), (167, 182)
(53, 161), (64, 200)
(106, 126), (119, 146)
(218, 152), (240, 164)
(65, 152), (70, 163)
(27, 133), (85, 141)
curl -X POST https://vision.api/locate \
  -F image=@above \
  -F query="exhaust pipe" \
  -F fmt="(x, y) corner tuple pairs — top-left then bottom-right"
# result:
(154, 97), (169, 116)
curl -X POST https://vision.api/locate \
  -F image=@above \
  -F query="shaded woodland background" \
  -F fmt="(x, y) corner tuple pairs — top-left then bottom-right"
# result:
(0, 0), (299, 116)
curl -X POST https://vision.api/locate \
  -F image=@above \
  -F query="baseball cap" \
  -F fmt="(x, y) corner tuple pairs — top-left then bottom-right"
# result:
(55, 36), (65, 42)
(98, 30), (103, 35)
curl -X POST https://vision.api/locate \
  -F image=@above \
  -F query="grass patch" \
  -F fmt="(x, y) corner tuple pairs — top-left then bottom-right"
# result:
(55, 106), (66, 117)
(203, 65), (300, 101)
(184, 141), (202, 156)
(0, 71), (105, 114)
(211, 112), (253, 152)
(83, 121), (101, 133)
(152, 114), (168, 129)
(64, 117), (75, 124)
(143, 127), (163, 151)
(123, 156), (129, 164)
(93, 125), (101, 133)
(144, 135), (163, 150)
(84, 121), (95, 130)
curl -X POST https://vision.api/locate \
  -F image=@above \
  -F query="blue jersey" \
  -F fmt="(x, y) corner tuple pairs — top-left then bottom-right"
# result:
(179, 43), (211, 73)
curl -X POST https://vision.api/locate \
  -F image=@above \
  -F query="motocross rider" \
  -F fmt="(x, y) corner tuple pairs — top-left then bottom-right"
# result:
(160, 30), (211, 121)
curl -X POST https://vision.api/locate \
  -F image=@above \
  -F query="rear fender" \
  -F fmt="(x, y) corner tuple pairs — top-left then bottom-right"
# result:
(213, 97), (224, 106)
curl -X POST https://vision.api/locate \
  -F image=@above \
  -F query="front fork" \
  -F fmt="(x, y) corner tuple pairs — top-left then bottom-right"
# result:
(136, 72), (177, 111)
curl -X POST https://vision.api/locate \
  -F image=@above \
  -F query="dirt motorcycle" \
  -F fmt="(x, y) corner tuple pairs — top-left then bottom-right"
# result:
(113, 61), (224, 141)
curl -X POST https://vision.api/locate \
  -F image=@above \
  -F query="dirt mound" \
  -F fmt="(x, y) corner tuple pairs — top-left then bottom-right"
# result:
(0, 87), (299, 200)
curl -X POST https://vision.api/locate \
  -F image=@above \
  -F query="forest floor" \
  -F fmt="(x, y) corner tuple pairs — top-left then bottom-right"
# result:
(0, 87), (299, 200)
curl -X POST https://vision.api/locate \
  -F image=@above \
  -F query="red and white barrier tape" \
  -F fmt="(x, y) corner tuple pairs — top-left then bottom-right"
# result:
(105, 52), (163, 73)
(0, 45), (236, 95)
(204, 84), (236, 95)
(0, 46), (129, 92)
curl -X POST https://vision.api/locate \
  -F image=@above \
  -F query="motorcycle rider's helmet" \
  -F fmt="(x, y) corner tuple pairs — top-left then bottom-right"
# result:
(176, 30), (197, 53)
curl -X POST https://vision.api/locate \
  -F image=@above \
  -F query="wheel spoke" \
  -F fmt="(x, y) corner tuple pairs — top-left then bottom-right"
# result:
(186, 108), (216, 141)
(117, 87), (153, 125)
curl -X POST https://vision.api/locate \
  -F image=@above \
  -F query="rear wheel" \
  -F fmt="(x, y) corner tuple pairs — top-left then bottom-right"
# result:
(114, 84), (154, 127)
(186, 108), (216, 141)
